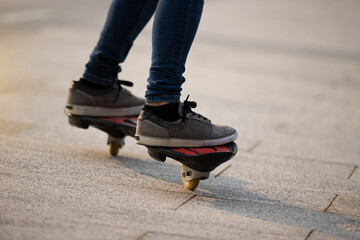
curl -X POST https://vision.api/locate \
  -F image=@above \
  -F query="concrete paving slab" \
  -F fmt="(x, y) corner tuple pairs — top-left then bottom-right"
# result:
(0, 171), (308, 240)
(1, 224), (143, 240)
(177, 196), (360, 240)
(254, 136), (360, 166)
(308, 231), (347, 240)
(3, 124), (358, 239)
(215, 152), (358, 210)
(327, 195), (360, 219)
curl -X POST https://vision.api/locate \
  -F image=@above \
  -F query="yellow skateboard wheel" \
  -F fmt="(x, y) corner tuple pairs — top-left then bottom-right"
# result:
(109, 142), (120, 156)
(181, 165), (200, 190)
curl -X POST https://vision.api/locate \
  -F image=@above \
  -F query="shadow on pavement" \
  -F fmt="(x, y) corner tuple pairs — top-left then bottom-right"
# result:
(115, 155), (360, 240)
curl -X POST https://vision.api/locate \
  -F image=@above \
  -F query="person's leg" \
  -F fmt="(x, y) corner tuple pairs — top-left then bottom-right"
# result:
(66, 0), (159, 117)
(136, 0), (238, 147)
(84, 0), (159, 86)
(145, 0), (204, 103)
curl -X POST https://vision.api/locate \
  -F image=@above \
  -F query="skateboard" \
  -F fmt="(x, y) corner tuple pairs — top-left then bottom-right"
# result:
(65, 111), (237, 190)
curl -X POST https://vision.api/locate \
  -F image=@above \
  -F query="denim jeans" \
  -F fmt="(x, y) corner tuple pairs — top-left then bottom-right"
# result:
(83, 0), (204, 103)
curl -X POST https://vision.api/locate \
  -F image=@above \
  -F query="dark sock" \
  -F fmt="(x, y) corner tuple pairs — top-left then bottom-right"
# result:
(79, 78), (112, 90)
(144, 103), (180, 121)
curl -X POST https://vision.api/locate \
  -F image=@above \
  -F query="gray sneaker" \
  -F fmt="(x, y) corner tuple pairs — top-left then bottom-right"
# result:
(135, 98), (237, 147)
(65, 80), (144, 117)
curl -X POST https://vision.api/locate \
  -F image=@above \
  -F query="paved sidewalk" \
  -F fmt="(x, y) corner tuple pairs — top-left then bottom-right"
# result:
(1, 0), (360, 239)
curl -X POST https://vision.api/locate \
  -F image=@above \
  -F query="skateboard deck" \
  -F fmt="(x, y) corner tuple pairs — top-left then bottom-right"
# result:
(66, 112), (237, 190)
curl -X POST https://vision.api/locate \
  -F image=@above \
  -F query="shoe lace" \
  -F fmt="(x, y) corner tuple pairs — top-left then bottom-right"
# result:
(181, 95), (210, 128)
(116, 80), (133, 94)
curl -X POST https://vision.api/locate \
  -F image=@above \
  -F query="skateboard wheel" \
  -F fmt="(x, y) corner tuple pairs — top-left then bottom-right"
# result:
(109, 142), (120, 156)
(181, 165), (200, 191)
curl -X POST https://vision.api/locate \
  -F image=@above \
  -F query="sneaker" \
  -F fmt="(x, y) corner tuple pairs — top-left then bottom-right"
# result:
(135, 97), (237, 147)
(65, 79), (145, 117)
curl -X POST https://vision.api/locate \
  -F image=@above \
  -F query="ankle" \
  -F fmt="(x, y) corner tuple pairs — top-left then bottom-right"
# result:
(144, 102), (180, 121)
(79, 78), (112, 90)
(146, 101), (170, 106)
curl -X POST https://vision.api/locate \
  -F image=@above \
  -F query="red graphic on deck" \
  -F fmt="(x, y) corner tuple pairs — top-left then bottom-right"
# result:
(170, 146), (230, 155)
(170, 148), (197, 155)
(98, 116), (137, 126)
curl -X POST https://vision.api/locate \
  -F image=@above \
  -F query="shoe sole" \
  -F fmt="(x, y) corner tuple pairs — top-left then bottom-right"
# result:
(135, 132), (238, 147)
(65, 104), (143, 117)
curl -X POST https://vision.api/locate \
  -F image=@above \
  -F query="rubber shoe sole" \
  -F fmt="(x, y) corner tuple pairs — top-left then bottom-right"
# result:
(135, 131), (238, 147)
(65, 104), (143, 117)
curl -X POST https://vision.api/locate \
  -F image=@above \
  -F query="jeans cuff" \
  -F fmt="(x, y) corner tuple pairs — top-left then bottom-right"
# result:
(146, 95), (180, 103)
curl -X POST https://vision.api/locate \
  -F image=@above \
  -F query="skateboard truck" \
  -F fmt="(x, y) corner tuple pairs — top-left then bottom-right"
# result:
(181, 165), (210, 190)
(147, 147), (213, 190)
(181, 165), (210, 181)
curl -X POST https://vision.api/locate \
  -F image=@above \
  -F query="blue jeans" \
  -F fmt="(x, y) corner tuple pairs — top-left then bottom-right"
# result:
(83, 0), (204, 103)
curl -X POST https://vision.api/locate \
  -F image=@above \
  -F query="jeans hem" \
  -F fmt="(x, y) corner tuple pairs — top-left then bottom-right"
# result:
(146, 95), (180, 103)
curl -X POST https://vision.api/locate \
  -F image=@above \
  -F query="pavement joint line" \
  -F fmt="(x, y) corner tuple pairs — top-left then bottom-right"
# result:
(2, 166), (340, 207)
(196, 194), (288, 208)
(347, 166), (358, 180)
(304, 230), (314, 240)
(195, 193), (357, 217)
(246, 140), (262, 153)
(0, 167), (195, 197)
(214, 164), (232, 178)
(135, 231), (149, 240)
(3, 218), (185, 240)
(324, 194), (338, 212)
(174, 194), (197, 211)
